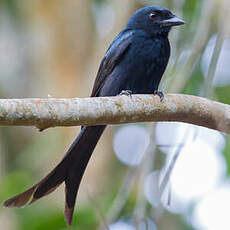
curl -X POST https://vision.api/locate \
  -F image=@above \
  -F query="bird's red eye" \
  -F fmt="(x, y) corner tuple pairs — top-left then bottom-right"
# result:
(149, 12), (158, 20)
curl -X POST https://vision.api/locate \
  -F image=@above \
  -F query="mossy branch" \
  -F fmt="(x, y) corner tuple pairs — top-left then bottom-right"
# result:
(0, 94), (229, 133)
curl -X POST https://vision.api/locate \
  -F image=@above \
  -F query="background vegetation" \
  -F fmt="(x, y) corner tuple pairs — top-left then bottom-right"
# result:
(0, 0), (230, 229)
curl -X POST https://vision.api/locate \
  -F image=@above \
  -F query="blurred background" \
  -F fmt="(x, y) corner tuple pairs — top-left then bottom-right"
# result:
(0, 0), (230, 229)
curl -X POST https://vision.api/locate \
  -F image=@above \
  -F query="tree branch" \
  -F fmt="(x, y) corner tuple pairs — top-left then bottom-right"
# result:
(0, 94), (229, 133)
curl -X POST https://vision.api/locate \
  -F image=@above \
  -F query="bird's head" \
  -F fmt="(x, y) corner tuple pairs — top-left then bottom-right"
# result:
(126, 6), (185, 36)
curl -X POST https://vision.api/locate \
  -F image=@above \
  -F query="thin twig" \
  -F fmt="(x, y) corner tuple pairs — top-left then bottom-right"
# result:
(133, 126), (156, 229)
(87, 187), (110, 230)
(203, 1), (227, 98)
(159, 126), (197, 204)
(168, 0), (215, 93)
(97, 167), (138, 230)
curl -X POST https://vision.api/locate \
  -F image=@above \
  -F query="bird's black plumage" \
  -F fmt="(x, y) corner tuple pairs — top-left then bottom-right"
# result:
(4, 6), (184, 226)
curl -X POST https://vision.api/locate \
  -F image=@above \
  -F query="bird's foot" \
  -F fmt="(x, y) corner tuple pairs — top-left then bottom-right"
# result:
(153, 90), (164, 101)
(119, 90), (132, 97)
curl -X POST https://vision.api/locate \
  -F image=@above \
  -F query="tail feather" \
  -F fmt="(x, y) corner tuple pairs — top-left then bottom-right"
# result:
(3, 125), (106, 226)
(32, 160), (68, 199)
(65, 202), (74, 226)
(64, 163), (86, 225)
(64, 180), (78, 226)
(33, 126), (90, 199)
(3, 185), (37, 207)
(64, 125), (106, 225)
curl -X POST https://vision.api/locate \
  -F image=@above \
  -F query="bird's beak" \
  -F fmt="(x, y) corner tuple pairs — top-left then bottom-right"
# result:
(161, 16), (185, 27)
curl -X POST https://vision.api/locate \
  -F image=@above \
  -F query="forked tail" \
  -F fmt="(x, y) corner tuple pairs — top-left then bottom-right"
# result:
(4, 125), (106, 226)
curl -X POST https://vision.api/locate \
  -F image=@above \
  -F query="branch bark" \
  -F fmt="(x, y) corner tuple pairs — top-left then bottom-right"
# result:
(0, 94), (229, 134)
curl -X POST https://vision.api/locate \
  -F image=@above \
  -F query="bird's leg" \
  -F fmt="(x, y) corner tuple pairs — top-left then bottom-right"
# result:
(153, 90), (164, 101)
(119, 90), (132, 97)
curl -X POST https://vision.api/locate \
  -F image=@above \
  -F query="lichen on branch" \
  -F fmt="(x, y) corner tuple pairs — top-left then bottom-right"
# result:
(0, 94), (229, 134)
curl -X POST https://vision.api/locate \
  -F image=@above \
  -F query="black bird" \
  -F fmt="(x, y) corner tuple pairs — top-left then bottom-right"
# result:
(4, 6), (185, 226)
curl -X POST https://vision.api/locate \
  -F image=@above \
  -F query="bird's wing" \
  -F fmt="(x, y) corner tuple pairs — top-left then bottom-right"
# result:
(91, 30), (133, 97)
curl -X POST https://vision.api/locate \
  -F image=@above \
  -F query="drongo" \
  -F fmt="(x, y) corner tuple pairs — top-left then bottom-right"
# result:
(4, 6), (185, 226)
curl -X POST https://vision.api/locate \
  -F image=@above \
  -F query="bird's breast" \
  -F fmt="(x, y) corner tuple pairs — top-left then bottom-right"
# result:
(98, 35), (170, 96)
(121, 37), (170, 93)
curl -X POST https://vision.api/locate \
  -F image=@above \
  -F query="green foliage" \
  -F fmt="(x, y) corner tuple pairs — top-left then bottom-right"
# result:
(0, 172), (33, 201)
(3, 0), (22, 21)
(16, 208), (66, 230)
(94, 0), (107, 4)
(222, 136), (230, 176)
(183, 0), (199, 22)
(183, 68), (204, 96)
(74, 206), (98, 230)
(215, 86), (230, 104)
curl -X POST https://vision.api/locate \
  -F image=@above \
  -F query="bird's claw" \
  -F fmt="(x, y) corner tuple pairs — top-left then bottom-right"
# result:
(119, 90), (132, 97)
(153, 90), (164, 101)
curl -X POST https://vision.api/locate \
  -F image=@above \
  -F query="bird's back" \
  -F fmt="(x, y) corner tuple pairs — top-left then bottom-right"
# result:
(99, 29), (170, 96)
